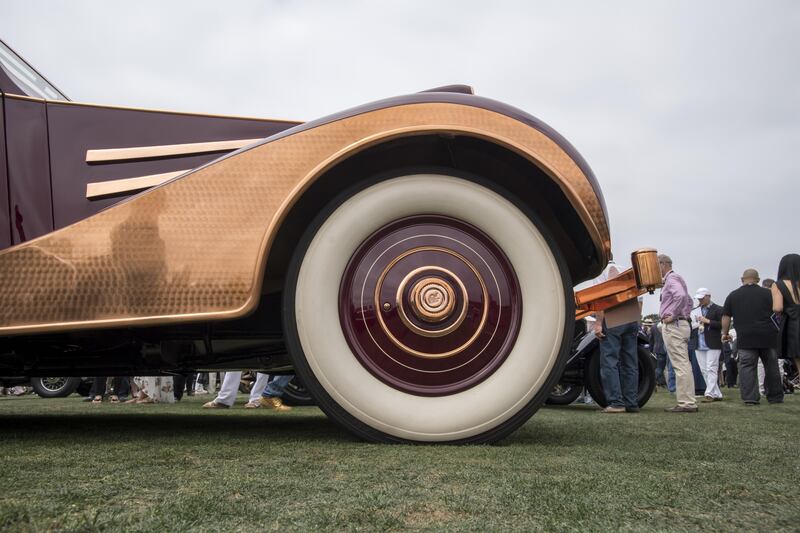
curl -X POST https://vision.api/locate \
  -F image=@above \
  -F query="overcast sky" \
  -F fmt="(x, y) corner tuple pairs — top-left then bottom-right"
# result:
(3, 0), (798, 314)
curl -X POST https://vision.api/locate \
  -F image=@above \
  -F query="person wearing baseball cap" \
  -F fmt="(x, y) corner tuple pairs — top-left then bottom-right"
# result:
(692, 287), (725, 402)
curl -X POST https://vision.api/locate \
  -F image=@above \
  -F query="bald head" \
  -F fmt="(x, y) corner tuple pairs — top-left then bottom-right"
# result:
(742, 268), (760, 284)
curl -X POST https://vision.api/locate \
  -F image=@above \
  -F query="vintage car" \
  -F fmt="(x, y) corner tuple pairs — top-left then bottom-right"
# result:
(0, 39), (659, 443)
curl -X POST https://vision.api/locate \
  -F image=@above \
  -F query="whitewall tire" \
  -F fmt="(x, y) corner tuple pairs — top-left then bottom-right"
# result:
(284, 174), (572, 443)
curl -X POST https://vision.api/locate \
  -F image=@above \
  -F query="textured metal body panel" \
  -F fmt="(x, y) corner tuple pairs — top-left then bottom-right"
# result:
(0, 101), (609, 334)
(0, 97), (10, 249)
(5, 97), (52, 243)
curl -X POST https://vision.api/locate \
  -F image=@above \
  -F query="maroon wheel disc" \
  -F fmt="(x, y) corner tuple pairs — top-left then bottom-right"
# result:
(338, 215), (522, 396)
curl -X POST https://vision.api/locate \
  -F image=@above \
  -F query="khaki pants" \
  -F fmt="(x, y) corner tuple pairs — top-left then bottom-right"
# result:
(663, 321), (696, 407)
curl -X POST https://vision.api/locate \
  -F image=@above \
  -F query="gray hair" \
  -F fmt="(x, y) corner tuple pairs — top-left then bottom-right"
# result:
(657, 254), (672, 266)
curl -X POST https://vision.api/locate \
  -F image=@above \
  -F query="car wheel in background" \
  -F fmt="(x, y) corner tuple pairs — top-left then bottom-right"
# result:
(281, 376), (316, 406)
(545, 382), (583, 405)
(30, 377), (82, 398)
(584, 346), (656, 408)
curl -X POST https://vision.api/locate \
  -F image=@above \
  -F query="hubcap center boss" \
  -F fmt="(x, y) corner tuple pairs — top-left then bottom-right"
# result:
(394, 266), (471, 340)
(413, 277), (451, 320)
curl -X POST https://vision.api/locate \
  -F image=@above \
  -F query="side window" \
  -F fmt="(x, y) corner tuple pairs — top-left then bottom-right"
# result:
(0, 39), (68, 101)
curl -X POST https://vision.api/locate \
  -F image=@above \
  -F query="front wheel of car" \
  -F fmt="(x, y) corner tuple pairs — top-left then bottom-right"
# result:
(284, 174), (574, 443)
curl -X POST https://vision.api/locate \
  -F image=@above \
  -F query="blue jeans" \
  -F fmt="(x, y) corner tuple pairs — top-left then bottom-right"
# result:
(599, 321), (639, 408)
(655, 352), (668, 386)
(262, 375), (292, 398)
(667, 356), (676, 392)
(689, 348), (707, 394)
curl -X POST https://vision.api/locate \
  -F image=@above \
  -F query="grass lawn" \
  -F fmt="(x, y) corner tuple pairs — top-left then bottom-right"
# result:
(1, 389), (798, 532)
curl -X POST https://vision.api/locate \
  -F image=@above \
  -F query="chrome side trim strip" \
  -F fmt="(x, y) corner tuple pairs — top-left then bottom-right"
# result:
(85, 170), (189, 199)
(86, 138), (263, 163)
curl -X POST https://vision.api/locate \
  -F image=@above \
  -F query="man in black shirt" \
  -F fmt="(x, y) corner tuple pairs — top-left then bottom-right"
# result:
(721, 269), (784, 405)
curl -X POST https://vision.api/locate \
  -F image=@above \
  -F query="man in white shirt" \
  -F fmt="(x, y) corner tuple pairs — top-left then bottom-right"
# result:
(691, 288), (724, 401)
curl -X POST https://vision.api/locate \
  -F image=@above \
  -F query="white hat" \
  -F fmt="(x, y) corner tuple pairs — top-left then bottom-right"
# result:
(695, 287), (711, 299)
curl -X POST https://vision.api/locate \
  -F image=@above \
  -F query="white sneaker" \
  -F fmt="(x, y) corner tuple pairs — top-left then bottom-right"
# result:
(194, 387), (209, 395)
(202, 400), (229, 409)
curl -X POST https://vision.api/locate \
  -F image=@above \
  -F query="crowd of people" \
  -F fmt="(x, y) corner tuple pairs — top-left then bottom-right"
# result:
(81, 371), (295, 411)
(0, 384), (27, 396)
(596, 252), (800, 412)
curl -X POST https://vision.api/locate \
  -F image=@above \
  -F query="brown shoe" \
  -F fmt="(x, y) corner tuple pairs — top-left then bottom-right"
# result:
(259, 396), (292, 411)
(243, 401), (261, 409)
(599, 406), (626, 414)
(701, 396), (715, 403)
(665, 405), (698, 413)
(202, 400), (229, 409)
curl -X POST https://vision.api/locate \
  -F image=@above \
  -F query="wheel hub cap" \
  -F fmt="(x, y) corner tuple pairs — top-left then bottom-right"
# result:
(339, 215), (522, 396)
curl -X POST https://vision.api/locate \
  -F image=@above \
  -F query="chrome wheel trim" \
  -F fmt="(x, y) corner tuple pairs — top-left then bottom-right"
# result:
(40, 377), (68, 392)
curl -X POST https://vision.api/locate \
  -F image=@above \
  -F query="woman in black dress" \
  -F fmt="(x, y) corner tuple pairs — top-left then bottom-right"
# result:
(771, 254), (800, 372)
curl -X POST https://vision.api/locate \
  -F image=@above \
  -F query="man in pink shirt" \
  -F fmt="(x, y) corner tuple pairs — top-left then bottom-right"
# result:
(658, 254), (698, 412)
